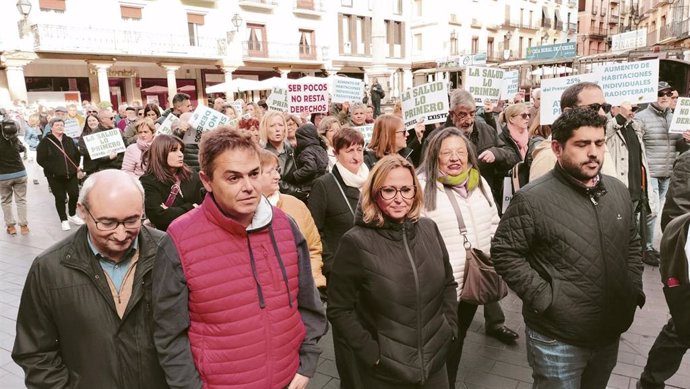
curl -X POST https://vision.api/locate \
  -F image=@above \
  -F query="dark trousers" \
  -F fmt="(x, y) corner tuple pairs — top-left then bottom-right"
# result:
(639, 319), (690, 389)
(46, 175), (78, 221)
(359, 364), (449, 389)
(484, 301), (506, 330)
(446, 300), (479, 385)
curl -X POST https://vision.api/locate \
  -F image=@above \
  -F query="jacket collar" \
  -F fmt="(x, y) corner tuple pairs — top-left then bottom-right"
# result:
(649, 103), (670, 116)
(354, 204), (417, 241)
(553, 162), (608, 202)
(202, 192), (273, 235)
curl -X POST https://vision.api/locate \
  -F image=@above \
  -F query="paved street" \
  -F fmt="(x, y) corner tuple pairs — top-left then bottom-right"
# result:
(0, 167), (688, 389)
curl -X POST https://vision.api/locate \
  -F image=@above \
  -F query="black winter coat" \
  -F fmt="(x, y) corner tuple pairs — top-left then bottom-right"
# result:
(284, 123), (328, 192)
(661, 150), (690, 231)
(491, 164), (645, 348)
(139, 173), (204, 231)
(659, 212), (690, 341)
(363, 147), (413, 169)
(0, 131), (25, 176)
(327, 212), (458, 387)
(12, 226), (169, 389)
(495, 127), (530, 210)
(37, 133), (81, 179)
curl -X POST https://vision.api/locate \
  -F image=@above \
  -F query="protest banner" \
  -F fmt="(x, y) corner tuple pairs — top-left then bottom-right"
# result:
(188, 105), (232, 143)
(500, 70), (519, 101)
(83, 129), (126, 160)
(266, 87), (289, 112)
(400, 81), (449, 129)
(465, 66), (504, 105)
(669, 97), (690, 134)
(353, 124), (374, 145)
(599, 59), (659, 106)
(63, 118), (82, 138)
(231, 101), (243, 117)
(287, 79), (329, 115)
(332, 77), (364, 103)
(157, 113), (177, 136)
(540, 73), (601, 125)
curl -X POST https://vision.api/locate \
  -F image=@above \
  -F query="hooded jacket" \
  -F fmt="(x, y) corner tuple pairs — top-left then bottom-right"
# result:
(12, 226), (169, 389)
(153, 194), (327, 389)
(284, 123), (329, 190)
(327, 209), (458, 386)
(492, 164), (645, 347)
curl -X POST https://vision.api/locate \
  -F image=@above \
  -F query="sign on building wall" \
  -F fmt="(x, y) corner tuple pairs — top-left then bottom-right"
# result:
(526, 42), (577, 61)
(401, 81), (449, 129)
(610, 28), (648, 52)
(437, 53), (488, 69)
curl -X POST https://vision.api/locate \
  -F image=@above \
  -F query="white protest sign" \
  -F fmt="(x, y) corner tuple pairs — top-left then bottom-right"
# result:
(188, 105), (232, 143)
(231, 101), (243, 117)
(157, 113), (177, 136)
(353, 124), (374, 145)
(400, 81), (449, 129)
(83, 129), (126, 160)
(63, 118), (82, 138)
(332, 77), (364, 103)
(287, 79), (329, 115)
(465, 66), (505, 105)
(669, 97), (690, 134)
(500, 71), (519, 101)
(266, 87), (289, 112)
(540, 73), (601, 125)
(599, 59), (659, 106)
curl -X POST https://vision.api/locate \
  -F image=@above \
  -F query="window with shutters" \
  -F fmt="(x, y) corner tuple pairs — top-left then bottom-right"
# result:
(299, 30), (315, 59)
(247, 24), (267, 57)
(187, 13), (205, 47)
(120, 5), (142, 20)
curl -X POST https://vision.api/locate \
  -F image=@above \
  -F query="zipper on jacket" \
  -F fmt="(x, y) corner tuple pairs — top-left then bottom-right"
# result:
(402, 224), (426, 384)
(589, 196), (610, 319)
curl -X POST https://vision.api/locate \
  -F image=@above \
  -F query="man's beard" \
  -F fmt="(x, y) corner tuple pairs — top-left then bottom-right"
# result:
(560, 156), (601, 182)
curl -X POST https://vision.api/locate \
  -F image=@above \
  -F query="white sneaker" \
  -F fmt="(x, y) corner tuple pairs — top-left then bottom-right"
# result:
(67, 215), (84, 225)
(61, 221), (71, 231)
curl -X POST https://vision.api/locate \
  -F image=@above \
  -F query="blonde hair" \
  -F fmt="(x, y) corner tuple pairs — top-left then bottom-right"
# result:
(135, 117), (156, 134)
(504, 103), (528, 125)
(361, 154), (423, 227)
(368, 114), (404, 158)
(27, 113), (40, 127)
(258, 110), (287, 146)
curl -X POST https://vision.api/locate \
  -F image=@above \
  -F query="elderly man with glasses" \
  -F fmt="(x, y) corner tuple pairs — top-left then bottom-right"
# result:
(13, 169), (169, 389)
(636, 81), (685, 266)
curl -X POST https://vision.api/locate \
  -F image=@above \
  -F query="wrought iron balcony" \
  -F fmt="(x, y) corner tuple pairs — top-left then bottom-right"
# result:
(242, 40), (325, 62)
(31, 23), (226, 58)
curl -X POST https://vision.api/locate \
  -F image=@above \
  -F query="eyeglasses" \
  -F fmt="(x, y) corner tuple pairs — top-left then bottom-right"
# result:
(584, 103), (612, 114)
(395, 129), (407, 135)
(378, 186), (416, 200)
(451, 110), (476, 119)
(83, 205), (143, 231)
(658, 91), (674, 97)
(439, 149), (468, 160)
(518, 113), (530, 119)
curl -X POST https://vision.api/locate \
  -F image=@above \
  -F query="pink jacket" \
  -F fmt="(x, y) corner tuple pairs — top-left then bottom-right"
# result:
(121, 139), (149, 177)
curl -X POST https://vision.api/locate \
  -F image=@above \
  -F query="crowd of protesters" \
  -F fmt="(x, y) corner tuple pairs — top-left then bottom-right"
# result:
(2, 76), (690, 389)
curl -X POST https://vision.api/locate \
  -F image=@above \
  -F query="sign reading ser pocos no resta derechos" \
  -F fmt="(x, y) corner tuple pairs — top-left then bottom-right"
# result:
(287, 80), (329, 115)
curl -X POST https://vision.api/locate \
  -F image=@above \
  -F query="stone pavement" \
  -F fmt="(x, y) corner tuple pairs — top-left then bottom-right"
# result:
(0, 168), (688, 389)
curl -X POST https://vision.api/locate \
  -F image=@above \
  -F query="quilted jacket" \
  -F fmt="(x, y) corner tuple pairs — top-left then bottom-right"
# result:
(661, 150), (690, 231)
(637, 104), (681, 177)
(491, 163), (645, 347)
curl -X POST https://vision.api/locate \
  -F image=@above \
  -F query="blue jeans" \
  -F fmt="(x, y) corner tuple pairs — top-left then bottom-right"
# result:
(525, 327), (619, 389)
(645, 177), (670, 251)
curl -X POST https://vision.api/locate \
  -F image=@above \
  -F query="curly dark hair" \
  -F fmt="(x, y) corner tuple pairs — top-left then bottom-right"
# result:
(551, 106), (607, 145)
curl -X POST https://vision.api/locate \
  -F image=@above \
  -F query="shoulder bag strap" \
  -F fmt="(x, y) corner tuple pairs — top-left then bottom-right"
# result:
(330, 172), (355, 217)
(443, 186), (471, 249)
(46, 137), (80, 171)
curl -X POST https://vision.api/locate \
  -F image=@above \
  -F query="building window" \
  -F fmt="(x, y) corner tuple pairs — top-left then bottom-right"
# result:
(385, 20), (404, 57)
(187, 13), (205, 47)
(392, 0), (402, 15)
(120, 5), (142, 20)
(341, 0), (353, 6)
(414, 0), (422, 17)
(39, 0), (66, 11)
(296, 0), (314, 9)
(339, 14), (371, 56)
(414, 33), (422, 52)
(451, 32), (458, 55)
(341, 14), (352, 54)
(487, 37), (494, 57)
(519, 36), (524, 57)
(247, 23), (267, 57)
(471, 36), (479, 54)
(528, 37), (533, 49)
(299, 29), (315, 59)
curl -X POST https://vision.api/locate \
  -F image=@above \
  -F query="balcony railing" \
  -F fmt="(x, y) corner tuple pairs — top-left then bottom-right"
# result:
(609, 14), (620, 23)
(503, 20), (539, 31)
(567, 22), (577, 33)
(294, 0), (325, 13)
(541, 18), (552, 28)
(31, 24), (225, 58)
(648, 29), (658, 45)
(242, 41), (325, 62)
(555, 20), (564, 30)
(589, 28), (608, 39)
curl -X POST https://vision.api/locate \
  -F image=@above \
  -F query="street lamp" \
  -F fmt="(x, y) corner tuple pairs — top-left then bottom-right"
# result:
(581, 34), (588, 55)
(542, 32), (550, 45)
(227, 13), (243, 42)
(505, 30), (513, 41)
(16, 0), (31, 17)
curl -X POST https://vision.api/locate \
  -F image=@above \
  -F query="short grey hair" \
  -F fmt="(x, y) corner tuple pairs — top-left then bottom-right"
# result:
(531, 88), (541, 98)
(350, 102), (367, 112)
(450, 89), (476, 110)
(48, 118), (64, 127)
(78, 170), (145, 207)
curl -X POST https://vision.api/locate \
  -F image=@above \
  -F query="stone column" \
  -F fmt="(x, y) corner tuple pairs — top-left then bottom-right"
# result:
(402, 67), (413, 91)
(162, 64), (180, 106)
(1, 52), (38, 103)
(279, 68), (291, 79)
(92, 63), (113, 104)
